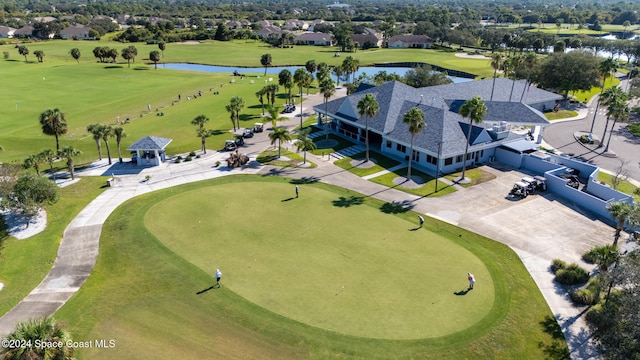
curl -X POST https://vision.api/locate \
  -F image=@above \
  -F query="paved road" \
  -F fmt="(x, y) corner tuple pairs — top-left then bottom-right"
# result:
(544, 77), (640, 182)
(0, 87), (622, 359)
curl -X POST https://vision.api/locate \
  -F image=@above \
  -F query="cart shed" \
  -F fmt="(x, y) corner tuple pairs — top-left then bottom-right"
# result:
(127, 136), (172, 166)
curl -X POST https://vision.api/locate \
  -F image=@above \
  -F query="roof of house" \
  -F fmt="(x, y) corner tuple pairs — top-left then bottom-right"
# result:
(0, 26), (16, 35)
(314, 79), (557, 157)
(127, 136), (173, 151)
(60, 24), (90, 36)
(14, 25), (33, 35)
(352, 34), (381, 44)
(294, 32), (332, 42)
(389, 34), (432, 43)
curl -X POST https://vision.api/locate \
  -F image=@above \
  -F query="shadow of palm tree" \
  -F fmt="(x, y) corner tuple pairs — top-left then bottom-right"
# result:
(290, 177), (320, 184)
(537, 315), (571, 359)
(380, 200), (414, 214)
(332, 196), (364, 207)
(209, 130), (226, 136)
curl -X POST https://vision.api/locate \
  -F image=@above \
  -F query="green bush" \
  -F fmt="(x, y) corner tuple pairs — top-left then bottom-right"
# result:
(196, 155), (201, 159)
(554, 263), (590, 285)
(185, 156), (192, 162)
(579, 135), (594, 144)
(189, 151), (196, 157)
(569, 277), (601, 305)
(176, 156), (183, 160)
(550, 259), (567, 274)
(175, 158), (182, 163)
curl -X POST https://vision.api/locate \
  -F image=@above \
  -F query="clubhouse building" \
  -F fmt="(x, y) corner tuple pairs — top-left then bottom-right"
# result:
(313, 78), (563, 175)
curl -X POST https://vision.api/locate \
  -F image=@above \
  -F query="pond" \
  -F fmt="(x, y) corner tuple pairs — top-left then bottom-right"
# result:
(160, 63), (472, 84)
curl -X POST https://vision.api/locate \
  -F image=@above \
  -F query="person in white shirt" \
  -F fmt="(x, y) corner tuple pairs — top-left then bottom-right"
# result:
(215, 269), (222, 288)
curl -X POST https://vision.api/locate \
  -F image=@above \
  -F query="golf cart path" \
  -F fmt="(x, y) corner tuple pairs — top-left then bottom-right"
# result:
(0, 89), (610, 359)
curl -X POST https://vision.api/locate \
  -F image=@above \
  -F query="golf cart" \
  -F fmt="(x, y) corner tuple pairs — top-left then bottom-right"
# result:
(509, 182), (528, 198)
(223, 140), (237, 152)
(521, 177), (537, 194)
(234, 135), (245, 146)
(253, 122), (264, 133)
(242, 128), (254, 138)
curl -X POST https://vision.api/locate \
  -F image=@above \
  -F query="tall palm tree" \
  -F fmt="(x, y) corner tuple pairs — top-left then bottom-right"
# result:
(100, 125), (114, 165)
(278, 69), (293, 103)
(255, 88), (266, 115)
(402, 107), (426, 181)
(599, 86), (628, 148)
(296, 128), (317, 165)
(607, 201), (633, 246)
(39, 108), (68, 152)
(225, 97), (245, 131)
(265, 84), (279, 107)
(260, 53), (272, 75)
(332, 66), (343, 86)
(305, 59), (317, 76)
(4, 316), (74, 360)
(356, 93), (379, 163)
(294, 68), (308, 129)
(490, 53), (504, 101)
(589, 57), (619, 135)
(459, 96), (488, 182)
(87, 123), (105, 160)
(57, 146), (81, 180)
(149, 50), (161, 69)
(113, 126), (127, 163)
(317, 62), (330, 83)
(319, 79), (336, 141)
(268, 126), (292, 158)
(603, 99), (630, 153)
(506, 55), (522, 101)
(520, 52), (538, 102)
(265, 105), (285, 128)
(191, 115), (210, 153)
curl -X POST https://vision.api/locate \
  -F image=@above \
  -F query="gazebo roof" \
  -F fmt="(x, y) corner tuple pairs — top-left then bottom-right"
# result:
(127, 136), (172, 151)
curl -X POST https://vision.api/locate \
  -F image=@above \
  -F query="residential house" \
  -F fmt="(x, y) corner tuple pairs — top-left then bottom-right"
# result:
(294, 32), (332, 46)
(0, 26), (16, 38)
(32, 16), (57, 23)
(388, 35), (433, 49)
(226, 20), (243, 29)
(352, 33), (383, 49)
(254, 20), (281, 38)
(283, 19), (308, 31)
(13, 25), (33, 38)
(60, 25), (92, 40)
(312, 78), (562, 175)
(309, 19), (332, 32)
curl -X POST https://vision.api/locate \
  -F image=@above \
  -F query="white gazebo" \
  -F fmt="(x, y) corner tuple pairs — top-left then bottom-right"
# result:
(127, 136), (172, 166)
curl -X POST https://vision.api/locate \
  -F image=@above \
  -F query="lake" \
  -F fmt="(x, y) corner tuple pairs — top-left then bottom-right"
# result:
(160, 63), (472, 84)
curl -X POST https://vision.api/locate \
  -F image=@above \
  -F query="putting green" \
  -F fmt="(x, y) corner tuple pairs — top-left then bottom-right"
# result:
(144, 181), (494, 339)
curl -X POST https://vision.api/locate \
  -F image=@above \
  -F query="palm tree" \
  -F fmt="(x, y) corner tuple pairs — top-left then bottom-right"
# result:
(303, 71), (313, 95)
(589, 57), (618, 135)
(113, 126), (127, 163)
(39, 149), (56, 175)
(255, 88), (266, 115)
(402, 107), (426, 182)
(265, 84), (279, 107)
(357, 93), (379, 162)
(265, 105), (285, 128)
(158, 41), (166, 57)
(24, 153), (44, 176)
(305, 59), (317, 76)
(490, 53), (504, 101)
(121, 45), (137, 68)
(599, 86), (628, 149)
(607, 201), (633, 246)
(87, 123), (105, 160)
(260, 53), (272, 75)
(294, 68), (308, 129)
(269, 126), (292, 158)
(519, 52), (538, 102)
(57, 146), (81, 180)
(225, 97), (245, 131)
(278, 69), (293, 103)
(506, 55), (522, 101)
(99, 125), (114, 165)
(196, 128), (211, 154)
(296, 128), (317, 164)
(332, 66), (343, 86)
(191, 114), (209, 130)
(319, 79), (336, 141)
(149, 50), (161, 69)
(4, 317), (74, 360)
(458, 96), (488, 182)
(39, 108), (68, 152)
(603, 99), (630, 153)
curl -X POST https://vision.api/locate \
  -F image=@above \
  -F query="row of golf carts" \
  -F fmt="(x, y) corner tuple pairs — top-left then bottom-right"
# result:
(223, 123), (264, 152)
(509, 176), (547, 198)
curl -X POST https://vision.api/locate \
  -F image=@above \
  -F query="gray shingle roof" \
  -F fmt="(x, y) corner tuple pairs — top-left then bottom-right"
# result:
(127, 136), (172, 151)
(313, 79), (556, 157)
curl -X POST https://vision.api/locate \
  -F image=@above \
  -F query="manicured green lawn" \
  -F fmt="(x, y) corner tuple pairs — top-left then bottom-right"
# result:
(256, 148), (316, 168)
(597, 171), (640, 203)
(546, 110), (579, 121)
(334, 151), (401, 177)
(628, 123), (640, 137)
(0, 177), (106, 316)
(56, 175), (565, 359)
(369, 166), (457, 197)
(445, 168), (497, 188)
